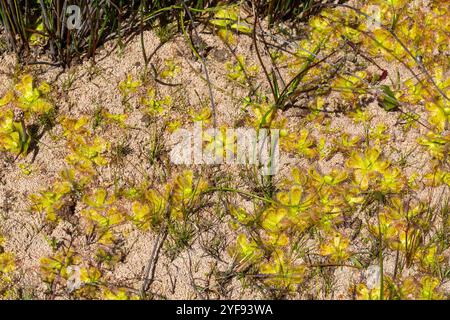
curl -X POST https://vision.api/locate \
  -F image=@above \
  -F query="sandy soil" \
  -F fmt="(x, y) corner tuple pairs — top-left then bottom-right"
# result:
(0, 5), (448, 299)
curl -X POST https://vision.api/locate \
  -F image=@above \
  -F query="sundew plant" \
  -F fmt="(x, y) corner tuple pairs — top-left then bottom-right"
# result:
(0, 0), (449, 301)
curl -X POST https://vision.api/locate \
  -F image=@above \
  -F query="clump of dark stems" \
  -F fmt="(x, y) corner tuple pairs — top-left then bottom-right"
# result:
(0, 0), (319, 67)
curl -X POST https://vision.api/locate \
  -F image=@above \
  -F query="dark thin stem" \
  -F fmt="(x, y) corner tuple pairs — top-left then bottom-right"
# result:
(181, 0), (217, 128)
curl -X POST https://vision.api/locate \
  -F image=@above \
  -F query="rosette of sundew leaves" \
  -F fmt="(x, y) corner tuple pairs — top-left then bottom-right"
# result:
(81, 188), (125, 246)
(416, 246), (445, 273)
(130, 171), (207, 230)
(259, 250), (306, 290)
(225, 55), (259, 85)
(209, 5), (252, 43)
(0, 75), (52, 157)
(274, 185), (316, 232)
(309, 168), (348, 189)
(320, 232), (352, 263)
(333, 133), (361, 153)
(39, 249), (80, 285)
(425, 98), (450, 133)
(369, 124), (390, 146)
(424, 169), (450, 187)
(282, 129), (317, 159)
(118, 74), (142, 108)
(346, 147), (390, 191)
(60, 116), (110, 175)
(417, 132), (450, 160)
(160, 59), (181, 79)
(331, 71), (370, 102)
(140, 88), (171, 116)
(118, 74), (142, 97)
(78, 266), (103, 293)
(247, 101), (276, 129)
(171, 171), (208, 218)
(66, 135), (110, 175)
(131, 189), (167, 231)
(367, 197), (424, 252)
(229, 206), (255, 228)
(29, 180), (73, 222)
(229, 233), (263, 271)
(0, 109), (30, 156)
(14, 74), (52, 114)
(203, 126), (239, 162)
(190, 107), (212, 123)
